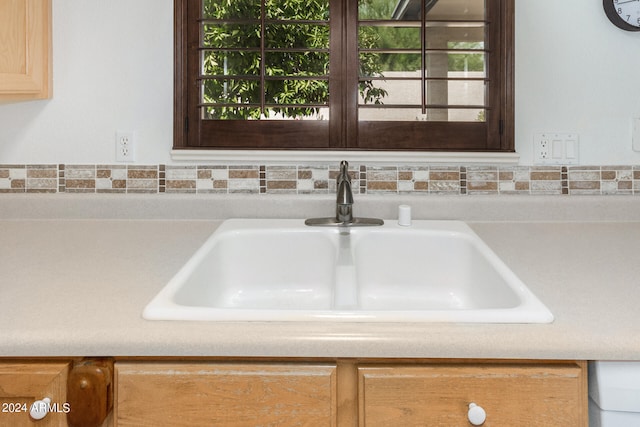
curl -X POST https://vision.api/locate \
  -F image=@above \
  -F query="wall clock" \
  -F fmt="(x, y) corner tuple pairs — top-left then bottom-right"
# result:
(603, 0), (640, 31)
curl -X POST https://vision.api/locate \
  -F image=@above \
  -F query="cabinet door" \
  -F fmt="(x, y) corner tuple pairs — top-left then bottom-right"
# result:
(358, 362), (587, 427)
(0, 361), (70, 427)
(115, 362), (337, 427)
(0, 0), (52, 101)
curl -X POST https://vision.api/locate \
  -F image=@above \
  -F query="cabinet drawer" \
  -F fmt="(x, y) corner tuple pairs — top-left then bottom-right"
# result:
(114, 362), (336, 427)
(358, 362), (587, 427)
(0, 361), (70, 427)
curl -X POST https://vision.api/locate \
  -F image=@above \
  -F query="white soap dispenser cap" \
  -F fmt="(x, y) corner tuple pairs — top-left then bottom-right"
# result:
(398, 205), (412, 226)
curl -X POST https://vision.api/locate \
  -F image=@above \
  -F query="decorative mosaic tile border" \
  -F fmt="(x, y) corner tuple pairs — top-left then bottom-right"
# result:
(1, 164), (639, 196)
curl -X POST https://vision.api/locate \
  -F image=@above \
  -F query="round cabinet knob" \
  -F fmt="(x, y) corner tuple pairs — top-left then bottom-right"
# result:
(467, 402), (487, 426)
(30, 397), (51, 420)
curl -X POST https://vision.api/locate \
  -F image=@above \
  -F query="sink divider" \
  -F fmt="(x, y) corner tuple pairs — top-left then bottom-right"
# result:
(333, 232), (359, 309)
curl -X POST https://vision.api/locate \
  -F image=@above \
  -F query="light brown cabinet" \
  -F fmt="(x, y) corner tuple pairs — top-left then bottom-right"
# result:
(114, 362), (337, 427)
(358, 361), (588, 426)
(0, 0), (52, 102)
(0, 361), (70, 427)
(0, 359), (113, 427)
(0, 358), (587, 426)
(113, 359), (588, 427)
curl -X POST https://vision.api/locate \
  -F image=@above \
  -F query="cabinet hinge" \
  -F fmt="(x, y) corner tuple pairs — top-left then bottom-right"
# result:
(499, 119), (504, 135)
(184, 116), (189, 134)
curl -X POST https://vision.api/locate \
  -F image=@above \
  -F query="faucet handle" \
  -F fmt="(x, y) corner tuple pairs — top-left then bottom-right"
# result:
(336, 160), (354, 206)
(338, 160), (350, 184)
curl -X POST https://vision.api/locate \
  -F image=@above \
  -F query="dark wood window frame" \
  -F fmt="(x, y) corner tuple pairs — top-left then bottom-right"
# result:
(174, 0), (514, 152)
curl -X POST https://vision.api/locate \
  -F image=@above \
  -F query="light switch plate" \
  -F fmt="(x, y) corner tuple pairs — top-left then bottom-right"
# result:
(533, 133), (579, 165)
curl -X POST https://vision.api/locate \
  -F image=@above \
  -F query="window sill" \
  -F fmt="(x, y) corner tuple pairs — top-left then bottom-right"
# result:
(170, 150), (520, 165)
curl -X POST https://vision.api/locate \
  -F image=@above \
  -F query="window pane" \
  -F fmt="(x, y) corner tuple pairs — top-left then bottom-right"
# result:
(203, 106), (262, 120)
(359, 0), (399, 20)
(201, 0), (330, 121)
(359, 107), (421, 121)
(202, 51), (261, 76)
(425, 52), (485, 78)
(265, 80), (329, 105)
(442, 78), (485, 106)
(266, 24), (329, 49)
(202, 24), (261, 49)
(359, 75), (420, 105)
(263, 107), (329, 120)
(359, 26), (421, 50)
(203, 0), (261, 19)
(202, 79), (261, 104)
(448, 51), (485, 74)
(266, 0), (329, 20)
(265, 52), (329, 77)
(359, 52), (421, 76)
(449, 108), (485, 122)
(426, 0), (485, 20)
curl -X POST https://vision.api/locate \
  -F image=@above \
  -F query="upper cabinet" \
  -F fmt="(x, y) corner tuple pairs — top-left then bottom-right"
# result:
(0, 0), (52, 102)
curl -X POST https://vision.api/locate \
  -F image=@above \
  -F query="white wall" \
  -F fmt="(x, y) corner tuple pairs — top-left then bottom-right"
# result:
(0, 0), (639, 165)
(0, 1), (174, 164)
(516, 1), (640, 164)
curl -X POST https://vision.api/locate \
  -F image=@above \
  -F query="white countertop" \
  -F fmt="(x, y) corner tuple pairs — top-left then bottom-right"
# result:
(1, 194), (639, 360)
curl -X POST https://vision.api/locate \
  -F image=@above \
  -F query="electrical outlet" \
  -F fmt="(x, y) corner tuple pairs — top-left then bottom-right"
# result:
(534, 135), (550, 161)
(116, 131), (135, 162)
(534, 133), (579, 165)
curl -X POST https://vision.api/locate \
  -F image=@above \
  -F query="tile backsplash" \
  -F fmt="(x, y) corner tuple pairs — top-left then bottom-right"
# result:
(1, 163), (639, 196)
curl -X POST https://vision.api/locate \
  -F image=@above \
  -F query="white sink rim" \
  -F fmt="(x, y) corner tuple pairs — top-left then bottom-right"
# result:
(143, 219), (554, 323)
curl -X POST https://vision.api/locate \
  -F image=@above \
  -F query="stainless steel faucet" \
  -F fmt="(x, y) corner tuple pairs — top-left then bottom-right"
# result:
(336, 160), (354, 223)
(305, 161), (384, 227)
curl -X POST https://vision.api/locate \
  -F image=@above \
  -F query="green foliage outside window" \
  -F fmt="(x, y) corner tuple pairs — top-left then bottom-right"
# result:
(202, 0), (387, 119)
(201, 0), (483, 120)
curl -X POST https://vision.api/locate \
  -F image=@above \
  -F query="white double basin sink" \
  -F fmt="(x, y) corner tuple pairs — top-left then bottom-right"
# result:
(143, 219), (553, 323)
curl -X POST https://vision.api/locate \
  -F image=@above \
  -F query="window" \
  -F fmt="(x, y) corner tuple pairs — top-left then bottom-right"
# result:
(174, 0), (514, 152)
